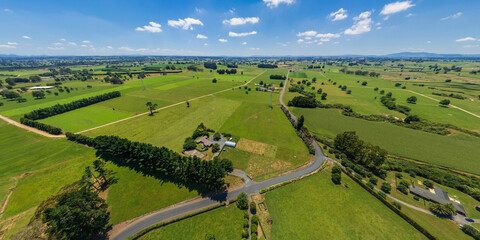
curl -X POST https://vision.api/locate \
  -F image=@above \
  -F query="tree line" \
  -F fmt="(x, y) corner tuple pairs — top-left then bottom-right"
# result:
(24, 91), (121, 120)
(66, 133), (233, 191)
(20, 118), (63, 135)
(204, 62), (217, 70)
(269, 74), (285, 80)
(257, 64), (278, 68)
(216, 69), (237, 74)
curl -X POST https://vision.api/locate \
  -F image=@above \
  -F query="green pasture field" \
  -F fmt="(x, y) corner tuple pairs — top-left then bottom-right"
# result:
(138, 205), (243, 240)
(219, 102), (310, 179)
(107, 165), (199, 225)
(85, 96), (242, 152)
(38, 105), (133, 132)
(294, 108), (480, 175)
(263, 167), (426, 239)
(1, 85), (129, 119)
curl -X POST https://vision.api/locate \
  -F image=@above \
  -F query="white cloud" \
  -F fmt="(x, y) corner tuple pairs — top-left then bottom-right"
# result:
(317, 42), (323, 45)
(406, 13), (414, 17)
(60, 38), (66, 41)
(345, 11), (372, 35)
(22, 36), (31, 39)
(168, 18), (203, 30)
(195, 7), (205, 14)
(136, 22), (162, 33)
(53, 42), (63, 46)
(250, 47), (260, 50)
(81, 44), (93, 48)
(297, 39), (304, 43)
(196, 34), (208, 39)
(441, 12), (463, 21)
(426, 41), (431, 44)
(229, 8), (235, 14)
(47, 46), (65, 50)
(136, 48), (149, 52)
(329, 8), (348, 21)
(263, 0), (294, 8)
(381, 1), (415, 15)
(0, 45), (16, 49)
(297, 31), (317, 37)
(119, 46), (134, 51)
(107, 46), (113, 49)
(7, 42), (17, 45)
(229, 31), (257, 37)
(242, 42), (247, 45)
(223, 17), (260, 26)
(305, 37), (312, 40)
(218, 39), (228, 43)
(463, 45), (479, 48)
(82, 40), (91, 43)
(204, 43), (208, 46)
(456, 37), (477, 42)
(316, 33), (341, 39)
(68, 42), (77, 46)
(3, 9), (13, 13)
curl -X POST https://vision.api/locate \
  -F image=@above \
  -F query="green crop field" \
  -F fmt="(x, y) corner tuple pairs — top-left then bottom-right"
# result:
(138, 206), (243, 240)
(264, 167), (426, 239)
(289, 71), (308, 78)
(293, 108), (480, 175)
(39, 105), (132, 132)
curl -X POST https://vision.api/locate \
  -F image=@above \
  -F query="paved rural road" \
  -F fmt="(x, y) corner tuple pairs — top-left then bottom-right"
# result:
(110, 69), (327, 240)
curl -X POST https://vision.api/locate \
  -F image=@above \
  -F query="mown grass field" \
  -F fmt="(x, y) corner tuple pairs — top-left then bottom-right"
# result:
(264, 166), (426, 239)
(107, 165), (199, 225)
(219, 102), (310, 179)
(138, 205), (243, 240)
(294, 108), (480, 175)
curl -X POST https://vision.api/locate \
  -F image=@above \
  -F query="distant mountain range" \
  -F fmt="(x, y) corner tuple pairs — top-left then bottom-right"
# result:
(0, 52), (480, 58)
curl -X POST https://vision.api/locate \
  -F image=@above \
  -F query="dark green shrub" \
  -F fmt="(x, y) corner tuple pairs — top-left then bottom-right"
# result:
(250, 202), (257, 214)
(237, 193), (248, 210)
(392, 201), (402, 210)
(381, 182), (392, 193)
(369, 177), (378, 185)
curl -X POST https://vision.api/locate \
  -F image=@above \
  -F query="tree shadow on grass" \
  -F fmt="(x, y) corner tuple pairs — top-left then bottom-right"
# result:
(95, 152), (229, 200)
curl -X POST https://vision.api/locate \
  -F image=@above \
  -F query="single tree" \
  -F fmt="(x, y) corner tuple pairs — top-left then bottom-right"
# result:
(406, 96), (417, 104)
(146, 102), (158, 115)
(186, 100), (190, 108)
(439, 99), (450, 106)
(236, 192), (248, 210)
(381, 182), (392, 193)
(296, 115), (304, 130)
(32, 91), (45, 99)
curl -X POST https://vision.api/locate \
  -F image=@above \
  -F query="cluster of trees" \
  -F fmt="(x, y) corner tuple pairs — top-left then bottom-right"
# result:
(20, 118), (62, 135)
(257, 63), (277, 68)
(379, 94), (411, 114)
(226, 63), (238, 68)
(187, 65), (199, 71)
(3, 76), (42, 86)
(24, 91), (121, 120)
(334, 131), (387, 169)
(204, 62), (217, 70)
(67, 133), (232, 191)
(462, 225), (480, 240)
(269, 74), (285, 80)
(0, 90), (21, 99)
(216, 69), (237, 74)
(429, 203), (456, 216)
(331, 165), (342, 184)
(432, 92), (465, 100)
(288, 96), (318, 108)
(103, 76), (124, 84)
(32, 91), (45, 99)
(339, 68), (380, 77)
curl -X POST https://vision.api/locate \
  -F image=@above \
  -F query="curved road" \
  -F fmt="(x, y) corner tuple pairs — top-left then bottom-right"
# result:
(110, 69), (327, 240)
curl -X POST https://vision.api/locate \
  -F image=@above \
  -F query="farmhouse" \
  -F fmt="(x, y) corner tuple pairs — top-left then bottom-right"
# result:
(196, 136), (213, 148)
(30, 86), (54, 90)
(184, 149), (205, 159)
(409, 185), (466, 215)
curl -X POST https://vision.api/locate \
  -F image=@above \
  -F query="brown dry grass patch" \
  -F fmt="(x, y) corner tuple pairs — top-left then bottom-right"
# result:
(236, 138), (277, 158)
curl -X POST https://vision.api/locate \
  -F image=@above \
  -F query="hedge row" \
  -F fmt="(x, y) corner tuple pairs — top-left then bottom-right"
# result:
(280, 105), (315, 154)
(129, 203), (227, 240)
(24, 91), (121, 120)
(341, 166), (438, 240)
(20, 118), (62, 135)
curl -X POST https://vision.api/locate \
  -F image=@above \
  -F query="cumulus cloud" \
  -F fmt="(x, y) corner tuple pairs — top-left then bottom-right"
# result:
(316, 33), (341, 39)
(119, 46), (134, 51)
(60, 38), (66, 41)
(7, 42), (17, 45)
(223, 17), (260, 25)
(218, 39), (228, 43)
(68, 42), (77, 46)
(229, 31), (257, 37)
(3, 9), (13, 13)
(441, 12), (463, 21)
(380, 1), (415, 15)
(0, 45), (16, 49)
(22, 36), (31, 39)
(136, 22), (162, 33)
(196, 34), (208, 39)
(297, 39), (304, 43)
(242, 42), (247, 45)
(344, 11), (372, 35)
(263, 0), (294, 8)
(82, 40), (91, 43)
(297, 31), (317, 37)
(168, 18), (203, 30)
(329, 8), (348, 21)
(47, 46), (65, 50)
(456, 37), (477, 42)
(107, 46), (113, 49)
(53, 42), (63, 46)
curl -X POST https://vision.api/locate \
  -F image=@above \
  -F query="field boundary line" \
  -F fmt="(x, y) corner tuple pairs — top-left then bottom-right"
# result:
(407, 90), (480, 119)
(76, 70), (266, 134)
(0, 114), (66, 138)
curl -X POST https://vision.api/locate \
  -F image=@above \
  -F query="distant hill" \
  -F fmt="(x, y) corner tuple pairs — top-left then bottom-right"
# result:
(384, 52), (480, 58)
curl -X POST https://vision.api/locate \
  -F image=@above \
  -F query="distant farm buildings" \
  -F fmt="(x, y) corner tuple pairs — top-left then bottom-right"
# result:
(29, 86), (54, 90)
(409, 185), (466, 215)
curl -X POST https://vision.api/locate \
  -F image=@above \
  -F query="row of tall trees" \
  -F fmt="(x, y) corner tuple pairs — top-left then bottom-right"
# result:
(20, 118), (62, 135)
(216, 69), (237, 74)
(287, 96), (318, 108)
(257, 63), (278, 68)
(24, 91), (121, 120)
(334, 131), (387, 169)
(269, 74), (285, 79)
(66, 133), (232, 191)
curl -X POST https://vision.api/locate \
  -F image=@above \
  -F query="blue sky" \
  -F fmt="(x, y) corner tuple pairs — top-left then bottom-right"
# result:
(0, 0), (479, 56)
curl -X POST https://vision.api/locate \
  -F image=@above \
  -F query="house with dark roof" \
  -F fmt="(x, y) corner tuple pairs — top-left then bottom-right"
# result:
(409, 185), (466, 215)
(196, 136), (213, 148)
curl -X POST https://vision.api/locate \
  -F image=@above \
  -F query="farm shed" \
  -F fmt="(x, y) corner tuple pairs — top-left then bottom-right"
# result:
(30, 86), (54, 90)
(225, 141), (236, 148)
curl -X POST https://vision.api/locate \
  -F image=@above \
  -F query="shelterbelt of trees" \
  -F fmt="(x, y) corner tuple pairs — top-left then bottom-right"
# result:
(24, 91), (121, 120)
(66, 133), (233, 191)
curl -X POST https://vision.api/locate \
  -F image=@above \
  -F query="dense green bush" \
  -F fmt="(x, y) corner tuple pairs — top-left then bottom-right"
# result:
(381, 182), (392, 193)
(461, 225), (480, 240)
(237, 193), (248, 210)
(392, 201), (402, 210)
(369, 177), (378, 185)
(250, 202), (257, 214)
